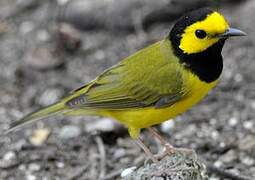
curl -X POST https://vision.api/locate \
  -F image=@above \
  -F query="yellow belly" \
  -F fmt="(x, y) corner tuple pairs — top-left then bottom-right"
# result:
(105, 73), (219, 138)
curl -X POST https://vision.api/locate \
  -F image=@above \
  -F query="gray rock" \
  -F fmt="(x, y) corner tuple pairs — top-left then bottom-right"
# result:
(3, 151), (16, 161)
(238, 135), (255, 151)
(160, 120), (175, 133)
(26, 174), (37, 180)
(114, 148), (126, 159)
(0, 151), (18, 169)
(23, 47), (64, 71)
(220, 150), (238, 163)
(55, 23), (82, 53)
(85, 118), (115, 133)
(58, 125), (81, 139)
(122, 150), (208, 180)
(37, 88), (64, 106)
(240, 156), (254, 166)
(28, 163), (41, 172)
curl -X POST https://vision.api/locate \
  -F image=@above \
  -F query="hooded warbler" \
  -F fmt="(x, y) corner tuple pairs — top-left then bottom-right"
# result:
(7, 8), (246, 155)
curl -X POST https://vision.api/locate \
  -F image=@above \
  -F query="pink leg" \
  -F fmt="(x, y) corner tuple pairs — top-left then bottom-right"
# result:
(135, 137), (158, 163)
(148, 127), (194, 158)
(148, 127), (175, 153)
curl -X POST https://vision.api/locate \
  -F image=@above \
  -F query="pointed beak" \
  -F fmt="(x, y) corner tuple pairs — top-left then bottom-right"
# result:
(219, 28), (247, 38)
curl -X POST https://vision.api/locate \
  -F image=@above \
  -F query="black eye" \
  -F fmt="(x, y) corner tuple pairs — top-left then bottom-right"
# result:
(195, 30), (207, 39)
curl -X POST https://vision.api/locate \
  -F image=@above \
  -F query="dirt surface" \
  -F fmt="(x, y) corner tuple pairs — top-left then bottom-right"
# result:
(0, 0), (255, 179)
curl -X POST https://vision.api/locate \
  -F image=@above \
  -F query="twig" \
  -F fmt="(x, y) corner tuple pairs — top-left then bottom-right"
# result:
(65, 164), (89, 180)
(206, 164), (253, 180)
(95, 136), (106, 179)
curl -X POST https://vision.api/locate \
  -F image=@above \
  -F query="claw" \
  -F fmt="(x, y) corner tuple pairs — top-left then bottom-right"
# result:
(135, 127), (194, 163)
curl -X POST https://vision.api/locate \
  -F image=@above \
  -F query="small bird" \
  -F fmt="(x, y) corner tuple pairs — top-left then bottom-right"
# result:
(7, 8), (246, 161)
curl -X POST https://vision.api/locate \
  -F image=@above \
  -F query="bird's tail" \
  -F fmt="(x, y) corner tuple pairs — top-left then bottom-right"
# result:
(5, 101), (68, 134)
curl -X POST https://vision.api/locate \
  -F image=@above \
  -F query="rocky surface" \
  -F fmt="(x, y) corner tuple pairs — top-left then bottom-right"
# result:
(122, 150), (208, 180)
(0, 0), (254, 179)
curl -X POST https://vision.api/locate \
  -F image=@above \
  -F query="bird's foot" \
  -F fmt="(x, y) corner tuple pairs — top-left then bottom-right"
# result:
(154, 146), (195, 160)
(135, 138), (159, 163)
(136, 127), (194, 163)
(147, 127), (195, 160)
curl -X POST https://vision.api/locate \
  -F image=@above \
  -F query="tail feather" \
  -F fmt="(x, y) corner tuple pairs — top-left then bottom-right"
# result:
(5, 102), (68, 134)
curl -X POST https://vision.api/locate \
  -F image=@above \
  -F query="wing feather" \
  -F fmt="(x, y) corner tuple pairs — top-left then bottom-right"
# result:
(66, 40), (189, 110)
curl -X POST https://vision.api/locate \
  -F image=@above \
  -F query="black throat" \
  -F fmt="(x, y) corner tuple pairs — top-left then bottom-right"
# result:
(171, 39), (225, 83)
(168, 8), (225, 83)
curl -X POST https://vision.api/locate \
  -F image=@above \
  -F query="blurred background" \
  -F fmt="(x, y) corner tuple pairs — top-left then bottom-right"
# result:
(0, 0), (254, 179)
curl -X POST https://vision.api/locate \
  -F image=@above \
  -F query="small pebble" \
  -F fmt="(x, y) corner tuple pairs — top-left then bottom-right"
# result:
(214, 160), (223, 168)
(38, 88), (63, 106)
(36, 29), (50, 42)
(219, 142), (226, 148)
(0, 152), (18, 169)
(58, 125), (81, 139)
(29, 128), (51, 146)
(228, 117), (238, 127)
(209, 118), (217, 125)
(241, 156), (254, 166)
(211, 130), (219, 140)
(114, 148), (126, 159)
(56, 161), (65, 168)
(220, 150), (237, 163)
(3, 151), (16, 161)
(19, 164), (26, 171)
(160, 119), (175, 133)
(121, 166), (137, 177)
(20, 21), (34, 34)
(238, 135), (255, 151)
(243, 121), (253, 130)
(28, 163), (41, 172)
(85, 118), (115, 133)
(209, 178), (220, 180)
(26, 174), (37, 180)
(234, 73), (243, 82)
(56, 23), (82, 52)
(227, 169), (240, 176)
(24, 47), (64, 70)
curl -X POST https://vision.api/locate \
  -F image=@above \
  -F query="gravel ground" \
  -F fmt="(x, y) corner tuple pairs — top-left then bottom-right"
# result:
(0, 0), (255, 179)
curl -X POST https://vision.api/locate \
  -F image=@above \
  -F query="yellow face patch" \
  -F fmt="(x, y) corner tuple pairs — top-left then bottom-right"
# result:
(179, 12), (229, 54)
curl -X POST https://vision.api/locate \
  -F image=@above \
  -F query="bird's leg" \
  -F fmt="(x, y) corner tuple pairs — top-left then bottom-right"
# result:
(135, 137), (158, 163)
(148, 127), (175, 156)
(148, 127), (194, 158)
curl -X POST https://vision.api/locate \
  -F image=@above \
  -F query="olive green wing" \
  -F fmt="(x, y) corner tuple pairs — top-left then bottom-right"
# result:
(66, 40), (189, 109)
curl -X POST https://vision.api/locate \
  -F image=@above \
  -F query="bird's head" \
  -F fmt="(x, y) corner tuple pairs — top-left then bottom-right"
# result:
(170, 8), (246, 55)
